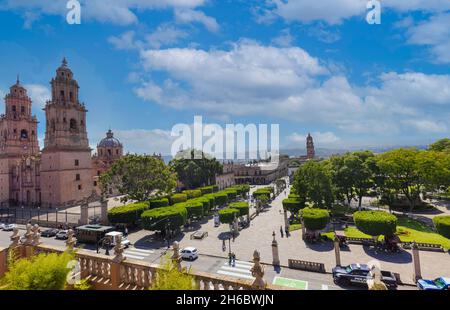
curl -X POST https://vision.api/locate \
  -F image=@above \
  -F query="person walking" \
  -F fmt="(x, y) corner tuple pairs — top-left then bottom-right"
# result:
(280, 225), (284, 238)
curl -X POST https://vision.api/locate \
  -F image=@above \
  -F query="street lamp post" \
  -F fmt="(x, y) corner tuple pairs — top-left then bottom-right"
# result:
(37, 207), (40, 225)
(56, 208), (59, 224)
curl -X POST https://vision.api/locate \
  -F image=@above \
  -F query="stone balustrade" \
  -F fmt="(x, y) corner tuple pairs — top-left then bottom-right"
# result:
(0, 226), (289, 290)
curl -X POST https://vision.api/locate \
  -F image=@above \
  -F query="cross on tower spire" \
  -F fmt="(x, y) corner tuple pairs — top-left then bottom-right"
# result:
(62, 57), (68, 67)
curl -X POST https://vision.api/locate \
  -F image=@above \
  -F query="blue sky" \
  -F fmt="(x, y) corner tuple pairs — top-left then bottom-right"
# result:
(0, 0), (449, 155)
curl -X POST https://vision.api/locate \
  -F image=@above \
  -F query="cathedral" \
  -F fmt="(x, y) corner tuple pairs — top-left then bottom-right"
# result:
(0, 59), (123, 208)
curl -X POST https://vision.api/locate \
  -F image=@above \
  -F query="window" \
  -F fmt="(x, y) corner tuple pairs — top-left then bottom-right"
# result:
(97, 171), (100, 176)
(21, 106), (25, 113)
(60, 90), (64, 98)
(75, 174), (80, 181)
(12, 105), (16, 112)
(93, 181), (97, 187)
(20, 129), (28, 139)
(108, 149), (112, 156)
(70, 119), (77, 131)
(78, 185), (82, 190)
(69, 92), (73, 101)
(75, 159), (79, 166)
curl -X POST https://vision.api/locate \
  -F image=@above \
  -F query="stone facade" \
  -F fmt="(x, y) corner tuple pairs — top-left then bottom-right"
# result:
(233, 156), (289, 185)
(0, 59), (124, 207)
(216, 162), (235, 190)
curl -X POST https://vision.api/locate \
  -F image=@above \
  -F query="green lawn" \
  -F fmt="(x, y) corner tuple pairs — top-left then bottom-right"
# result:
(289, 223), (302, 232)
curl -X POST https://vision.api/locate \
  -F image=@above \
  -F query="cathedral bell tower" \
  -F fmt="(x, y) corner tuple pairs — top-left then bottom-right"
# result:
(306, 133), (315, 159)
(40, 58), (93, 207)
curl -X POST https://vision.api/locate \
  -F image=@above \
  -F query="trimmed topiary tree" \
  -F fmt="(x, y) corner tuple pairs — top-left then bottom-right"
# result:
(229, 202), (249, 217)
(353, 210), (398, 237)
(214, 192), (228, 206)
(170, 193), (188, 205)
(301, 208), (330, 231)
(107, 202), (149, 225)
(182, 190), (202, 199)
(149, 198), (169, 209)
(183, 201), (204, 219)
(199, 186), (214, 195)
(218, 208), (239, 224)
(141, 206), (187, 231)
(433, 215), (450, 239)
(282, 198), (305, 214)
(223, 189), (238, 200)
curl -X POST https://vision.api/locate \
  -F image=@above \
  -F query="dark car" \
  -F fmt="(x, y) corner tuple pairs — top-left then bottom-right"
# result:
(332, 263), (397, 289)
(41, 228), (59, 238)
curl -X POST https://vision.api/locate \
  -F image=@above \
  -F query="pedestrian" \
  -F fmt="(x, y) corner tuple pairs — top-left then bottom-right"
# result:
(228, 252), (232, 266)
(280, 225), (284, 238)
(285, 226), (289, 237)
(222, 240), (226, 252)
(124, 226), (128, 237)
(232, 253), (236, 266)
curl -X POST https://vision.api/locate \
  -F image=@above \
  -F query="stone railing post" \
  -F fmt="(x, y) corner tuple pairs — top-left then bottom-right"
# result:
(0, 247), (7, 278)
(66, 229), (77, 250)
(301, 217), (306, 240)
(271, 232), (280, 267)
(111, 234), (126, 289)
(412, 241), (422, 283)
(283, 209), (289, 233)
(23, 223), (34, 258)
(172, 241), (182, 271)
(250, 250), (266, 289)
(100, 198), (108, 225)
(334, 236), (341, 267)
(32, 224), (41, 247)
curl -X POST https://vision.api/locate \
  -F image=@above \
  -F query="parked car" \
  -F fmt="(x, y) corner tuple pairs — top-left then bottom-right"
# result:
(104, 231), (130, 248)
(180, 247), (199, 261)
(332, 263), (398, 289)
(417, 277), (450, 290)
(3, 224), (17, 231)
(55, 230), (69, 240)
(41, 228), (60, 238)
(0, 222), (5, 230)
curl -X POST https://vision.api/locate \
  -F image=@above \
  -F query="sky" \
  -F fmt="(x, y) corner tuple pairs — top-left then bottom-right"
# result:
(0, 0), (449, 155)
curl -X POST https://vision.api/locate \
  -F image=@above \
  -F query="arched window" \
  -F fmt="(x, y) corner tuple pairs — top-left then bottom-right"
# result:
(20, 129), (28, 139)
(70, 119), (77, 131)
(51, 119), (56, 132)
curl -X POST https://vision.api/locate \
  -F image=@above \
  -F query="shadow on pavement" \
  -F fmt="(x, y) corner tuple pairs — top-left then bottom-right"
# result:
(362, 246), (412, 264)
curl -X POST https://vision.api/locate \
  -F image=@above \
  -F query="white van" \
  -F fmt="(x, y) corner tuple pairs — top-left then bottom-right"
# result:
(105, 231), (131, 248)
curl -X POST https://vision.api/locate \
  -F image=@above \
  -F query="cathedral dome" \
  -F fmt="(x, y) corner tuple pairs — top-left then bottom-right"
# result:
(98, 129), (122, 148)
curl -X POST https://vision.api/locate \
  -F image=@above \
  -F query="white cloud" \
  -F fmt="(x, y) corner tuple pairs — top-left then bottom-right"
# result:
(134, 41), (450, 137)
(267, 0), (450, 24)
(407, 13), (450, 63)
(271, 28), (294, 47)
(287, 131), (341, 146)
(0, 0), (207, 26)
(114, 128), (175, 155)
(401, 119), (448, 133)
(25, 84), (51, 108)
(108, 31), (140, 50)
(145, 24), (189, 48)
(174, 8), (219, 32)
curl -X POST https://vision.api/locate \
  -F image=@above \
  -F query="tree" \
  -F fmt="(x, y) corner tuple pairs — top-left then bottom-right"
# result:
(169, 149), (223, 189)
(429, 138), (450, 153)
(330, 154), (356, 206)
(100, 154), (177, 202)
(301, 208), (330, 231)
(150, 255), (198, 290)
(293, 160), (334, 209)
(376, 148), (450, 214)
(141, 206), (187, 232)
(354, 211), (397, 237)
(282, 198), (305, 215)
(433, 215), (450, 239)
(218, 208), (239, 224)
(108, 202), (149, 225)
(0, 251), (74, 290)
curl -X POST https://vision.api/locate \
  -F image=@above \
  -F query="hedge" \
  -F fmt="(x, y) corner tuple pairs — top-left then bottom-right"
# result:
(282, 199), (304, 214)
(149, 198), (169, 209)
(301, 208), (330, 231)
(170, 193), (188, 205)
(108, 202), (149, 225)
(182, 190), (202, 199)
(433, 215), (450, 239)
(354, 211), (398, 236)
(219, 208), (239, 224)
(212, 185), (219, 192)
(191, 197), (211, 214)
(253, 188), (271, 199)
(199, 186), (214, 195)
(288, 194), (300, 199)
(223, 189), (237, 200)
(229, 202), (249, 217)
(183, 201), (204, 219)
(230, 184), (250, 196)
(141, 206), (187, 231)
(203, 194), (216, 208)
(214, 192), (228, 206)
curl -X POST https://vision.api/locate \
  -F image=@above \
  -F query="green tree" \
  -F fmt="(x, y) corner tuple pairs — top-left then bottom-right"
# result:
(429, 138), (450, 153)
(330, 154), (356, 206)
(141, 206), (187, 232)
(293, 160), (334, 209)
(100, 154), (177, 202)
(377, 148), (450, 214)
(0, 250), (74, 290)
(354, 211), (397, 237)
(169, 149), (223, 189)
(301, 208), (330, 231)
(150, 255), (198, 290)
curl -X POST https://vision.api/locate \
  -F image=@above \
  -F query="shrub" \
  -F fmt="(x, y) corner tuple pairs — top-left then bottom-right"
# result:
(203, 194), (216, 208)
(253, 188), (271, 199)
(218, 208), (239, 224)
(354, 211), (398, 237)
(107, 202), (149, 225)
(150, 255), (198, 290)
(182, 190), (202, 199)
(193, 197), (211, 214)
(149, 198), (169, 209)
(223, 189), (237, 200)
(288, 194), (300, 199)
(282, 199), (304, 214)
(141, 206), (187, 231)
(184, 201), (204, 219)
(301, 208), (330, 231)
(170, 193), (188, 205)
(214, 192), (228, 206)
(229, 202), (249, 217)
(433, 215), (450, 239)
(212, 185), (219, 192)
(0, 251), (74, 290)
(199, 186), (214, 195)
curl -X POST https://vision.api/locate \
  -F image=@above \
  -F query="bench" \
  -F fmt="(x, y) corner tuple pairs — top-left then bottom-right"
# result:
(288, 259), (326, 273)
(345, 237), (376, 246)
(402, 242), (444, 252)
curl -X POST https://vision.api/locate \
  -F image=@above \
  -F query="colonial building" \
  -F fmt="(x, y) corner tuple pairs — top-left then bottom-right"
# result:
(233, 155), (289, 185)
(215, 162), (235, 190)
(288, 133), (316, 182)
(0, 59), (124, 207)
